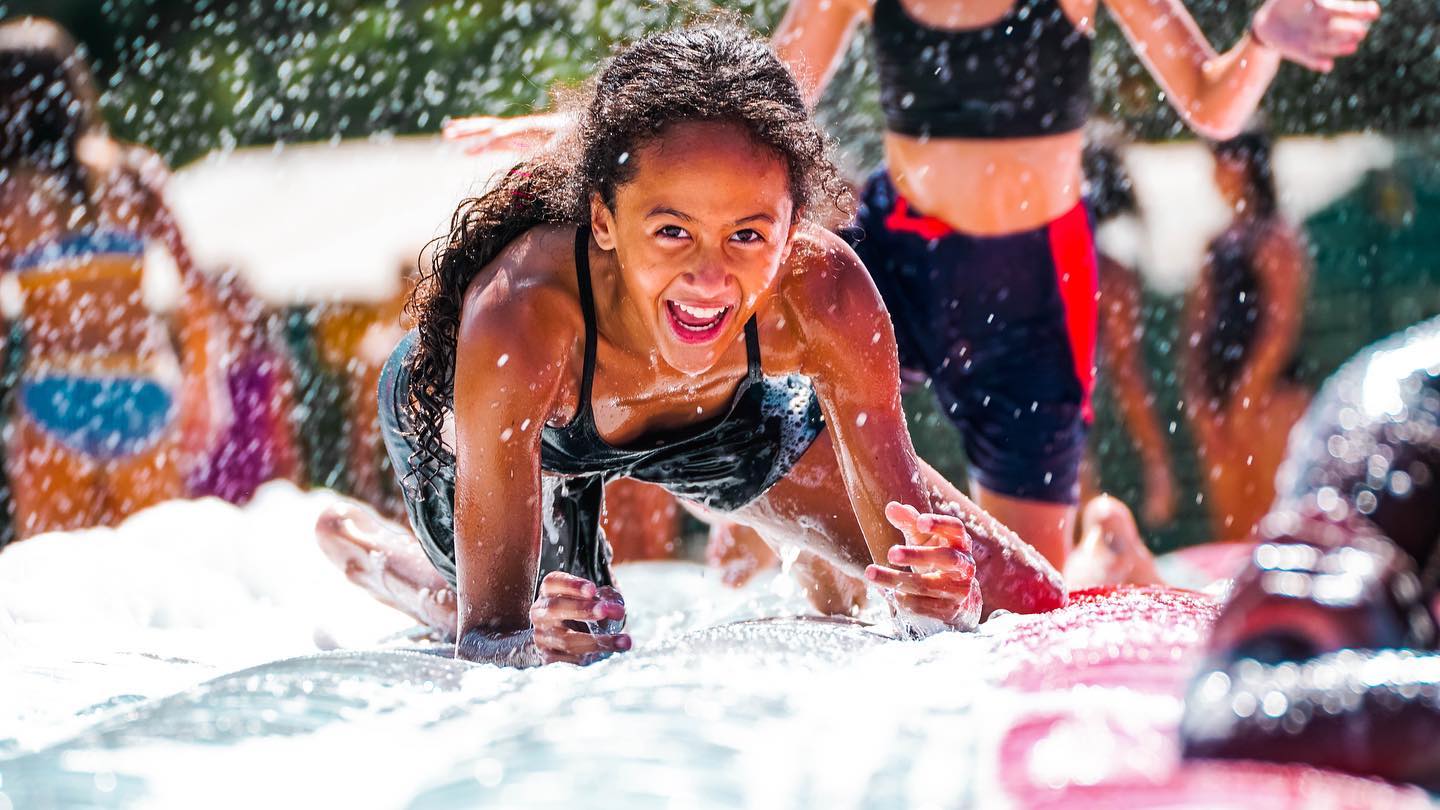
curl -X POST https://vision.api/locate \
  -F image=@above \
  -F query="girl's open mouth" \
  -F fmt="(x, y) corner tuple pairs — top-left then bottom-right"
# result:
(664, 300), (732, 344)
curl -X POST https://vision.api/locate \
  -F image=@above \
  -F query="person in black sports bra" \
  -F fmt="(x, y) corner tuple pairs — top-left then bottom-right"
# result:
(317, 26), (1068, 667)
(442, 0), (1379, 573)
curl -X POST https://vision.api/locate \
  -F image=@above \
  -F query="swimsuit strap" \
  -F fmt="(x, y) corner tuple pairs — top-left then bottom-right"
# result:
(573, 225), (599, 416)
(743, 315), (762, 383)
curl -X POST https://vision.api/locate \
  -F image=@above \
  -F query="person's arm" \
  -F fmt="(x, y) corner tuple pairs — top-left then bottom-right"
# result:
(450, 246), (629, 666)
(772, 0), (870, 109)
(442, 110), (573, 156)
(1233, 224), (1308, 412)
(1097, 255), (1176, 524)
(1102, 0), (1379, 139)
(129, 146), (231, 463)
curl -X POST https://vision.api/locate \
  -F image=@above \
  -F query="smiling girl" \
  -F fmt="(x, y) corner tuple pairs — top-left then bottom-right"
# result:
(317, 26), (1064, 666)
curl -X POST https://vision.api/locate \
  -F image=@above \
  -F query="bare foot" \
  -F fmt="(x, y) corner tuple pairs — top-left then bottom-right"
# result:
(1064, 495), (1163, 589)
(316, 499), (457, 638)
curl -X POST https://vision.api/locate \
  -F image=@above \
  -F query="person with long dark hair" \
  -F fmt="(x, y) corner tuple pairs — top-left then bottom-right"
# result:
(0, 17), (222, 538)
(316, 26), (1066, 666)
(1182, 132), (1312, 541)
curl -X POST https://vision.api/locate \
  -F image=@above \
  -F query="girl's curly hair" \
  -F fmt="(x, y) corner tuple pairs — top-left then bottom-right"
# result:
(404, 24), (852, 481)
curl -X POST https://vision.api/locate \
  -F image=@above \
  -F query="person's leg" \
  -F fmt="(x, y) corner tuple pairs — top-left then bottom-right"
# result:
(601, 478), (682, 562)
(705, 520), (780, 586)
(316, 498), (457, 638)
(971, 487), (1075, 569)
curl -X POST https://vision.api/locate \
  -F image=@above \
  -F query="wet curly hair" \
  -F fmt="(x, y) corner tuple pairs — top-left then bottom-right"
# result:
(404, 24), (852, 481)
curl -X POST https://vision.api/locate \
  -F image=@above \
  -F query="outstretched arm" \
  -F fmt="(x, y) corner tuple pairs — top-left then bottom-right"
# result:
(450, 240), (630, 666)
(1103, 0), (1379, 139)
(772, 0), (869, 109)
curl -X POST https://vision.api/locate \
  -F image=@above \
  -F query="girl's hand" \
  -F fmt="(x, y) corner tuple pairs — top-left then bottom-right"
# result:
(441, 113), (564, 155)
(1251, 0), (1380, 72)
(529, 571), (631, 665)
(866, 503), (984, 635)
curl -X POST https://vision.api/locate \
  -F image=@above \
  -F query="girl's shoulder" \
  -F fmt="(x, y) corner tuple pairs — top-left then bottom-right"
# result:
(780, 223), (879, 315)
(459, 223), (586, 343)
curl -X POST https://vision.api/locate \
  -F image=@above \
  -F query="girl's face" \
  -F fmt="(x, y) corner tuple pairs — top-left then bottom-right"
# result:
(591, 120), (798, 375)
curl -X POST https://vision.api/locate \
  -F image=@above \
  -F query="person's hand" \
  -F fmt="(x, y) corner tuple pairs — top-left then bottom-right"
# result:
(442, 113), (565, 155)
(866, 502), (983, 635)
(1251, 0), (1380, 72)
(530, 571), (631, 665)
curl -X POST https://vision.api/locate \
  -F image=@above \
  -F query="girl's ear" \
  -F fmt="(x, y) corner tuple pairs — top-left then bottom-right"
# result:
(590, 193), (618, 251)
(779, 210), (803, 264)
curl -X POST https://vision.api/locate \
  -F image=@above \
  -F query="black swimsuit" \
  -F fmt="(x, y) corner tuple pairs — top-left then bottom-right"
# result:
(379, 226), (826, 590)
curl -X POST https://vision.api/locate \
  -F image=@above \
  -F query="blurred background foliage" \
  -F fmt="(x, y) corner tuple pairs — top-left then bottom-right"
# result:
(5, 0), (1437, 169)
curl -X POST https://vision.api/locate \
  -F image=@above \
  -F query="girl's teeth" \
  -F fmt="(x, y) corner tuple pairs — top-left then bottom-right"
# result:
(678, 303), (725, 319)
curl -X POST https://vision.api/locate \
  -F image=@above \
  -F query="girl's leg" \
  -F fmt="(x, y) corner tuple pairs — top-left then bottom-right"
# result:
(315, 498), (457, 639)
(601, 478), (682, 562)
(7, 416), (105, 538)
(705, 520), (780, 586)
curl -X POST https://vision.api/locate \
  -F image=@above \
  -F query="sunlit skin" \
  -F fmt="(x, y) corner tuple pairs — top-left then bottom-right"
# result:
(1180, 153), (1311, 541)
(0, 135), (223, 536)
(444, 0), (1378, 572)
(318, 121), (1065, 665)
(1093, 254), (1177, 527)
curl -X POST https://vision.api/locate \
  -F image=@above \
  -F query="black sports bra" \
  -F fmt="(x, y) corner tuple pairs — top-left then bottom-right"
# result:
(871, 0), (1092, 139)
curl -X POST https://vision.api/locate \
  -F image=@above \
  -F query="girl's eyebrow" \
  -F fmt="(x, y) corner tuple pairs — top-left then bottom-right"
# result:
(646, 206), (695, 221)
(645, 207), (776, 226)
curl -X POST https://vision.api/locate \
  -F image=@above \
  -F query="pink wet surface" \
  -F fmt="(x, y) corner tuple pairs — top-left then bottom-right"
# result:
(993, 587), (1431, 809)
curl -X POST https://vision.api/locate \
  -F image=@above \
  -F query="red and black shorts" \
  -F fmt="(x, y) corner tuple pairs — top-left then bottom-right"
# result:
(845, 170), (1097, 505)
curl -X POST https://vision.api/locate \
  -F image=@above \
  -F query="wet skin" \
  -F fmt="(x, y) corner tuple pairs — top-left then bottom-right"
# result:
(329, 121), (1065, 665)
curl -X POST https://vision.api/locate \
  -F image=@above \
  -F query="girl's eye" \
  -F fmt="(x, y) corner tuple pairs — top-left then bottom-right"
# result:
(657, 225), (689, 240)
(732, 229), (763, 244)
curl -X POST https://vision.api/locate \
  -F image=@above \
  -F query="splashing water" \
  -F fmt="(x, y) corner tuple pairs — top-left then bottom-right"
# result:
(0, 484), (1428, 808)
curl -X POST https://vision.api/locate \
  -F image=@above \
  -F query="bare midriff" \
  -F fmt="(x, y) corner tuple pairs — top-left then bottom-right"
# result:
(883, 129), (1086, 237)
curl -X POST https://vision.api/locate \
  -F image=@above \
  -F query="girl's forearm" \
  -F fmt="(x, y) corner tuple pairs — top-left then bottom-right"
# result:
(931, 488), (1068, 615)
(1186, 34), (1283, 139)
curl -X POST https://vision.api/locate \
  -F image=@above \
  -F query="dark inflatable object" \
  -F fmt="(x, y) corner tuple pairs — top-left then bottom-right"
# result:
(1181, 317), (1440, 788)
